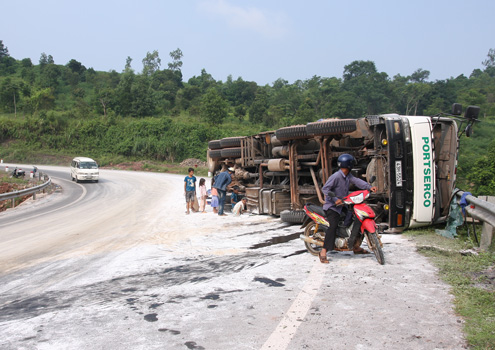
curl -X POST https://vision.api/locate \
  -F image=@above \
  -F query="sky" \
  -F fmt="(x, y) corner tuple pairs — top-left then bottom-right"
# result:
(1, 0), (494, 86)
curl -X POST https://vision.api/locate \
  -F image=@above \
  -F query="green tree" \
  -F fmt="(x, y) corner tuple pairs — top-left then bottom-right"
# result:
(0, 77), (21, 113)
(189, 69), (216, 93)
(342, 60), (390, 115)
(142, 50), (161, 76)
(466, 139), (495, 195)
(114, 69), (135, 116)
(29, 88), (55, 112)
(248, 89), (269, 124)
(168, 48), (183, 72)
(131, 75), (156, 117)
(0, 40), (9, 59)
(200, 88), (228, 125)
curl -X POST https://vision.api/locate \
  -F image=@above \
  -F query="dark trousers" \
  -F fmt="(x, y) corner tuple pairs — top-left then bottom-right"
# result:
(217, 189), (226, 215)
(323, 209), (341, 251)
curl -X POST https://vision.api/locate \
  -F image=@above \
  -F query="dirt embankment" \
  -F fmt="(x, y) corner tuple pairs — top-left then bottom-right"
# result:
(0, 182), (32, 212)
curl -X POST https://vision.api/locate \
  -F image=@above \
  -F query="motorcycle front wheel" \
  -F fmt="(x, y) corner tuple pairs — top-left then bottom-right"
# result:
(304, 222), (325, 256)
(366, 231), (385, 265)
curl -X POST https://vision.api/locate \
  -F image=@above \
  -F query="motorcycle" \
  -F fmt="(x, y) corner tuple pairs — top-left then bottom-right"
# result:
(10, 167), (26, 179)
(299, 189), (386, 265)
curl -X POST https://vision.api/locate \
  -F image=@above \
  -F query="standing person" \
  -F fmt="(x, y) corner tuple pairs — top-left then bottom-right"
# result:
(319, 154), (377, 264)
(198, 178), (207, 213)
(213, 167), (234, 216)
(184, 168), (196, 215)
(232, 197), (248, 216)
(211, 187), (219, 213)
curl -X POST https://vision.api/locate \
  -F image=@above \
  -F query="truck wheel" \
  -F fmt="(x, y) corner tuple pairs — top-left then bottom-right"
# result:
(220, 137), (243, 148)
(208, 140), (222, 150)
(209, 149), (223, 159)
(306, 119), (357, 136)
(275, 125), (308, 141)
(207, 150), (221, 172)
(280, 209), (306, 224)
(220, 147), (242, 158)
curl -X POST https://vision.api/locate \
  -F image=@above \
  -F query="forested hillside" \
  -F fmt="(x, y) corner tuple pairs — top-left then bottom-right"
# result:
(1, 40), (495, 194)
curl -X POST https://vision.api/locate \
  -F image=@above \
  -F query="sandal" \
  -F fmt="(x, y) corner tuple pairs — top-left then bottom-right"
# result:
(353, 247), (370, 254)
(319, 252), (329, 264)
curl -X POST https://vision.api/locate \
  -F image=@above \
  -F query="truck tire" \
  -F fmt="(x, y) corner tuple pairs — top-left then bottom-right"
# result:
(280, 209), (306, 224)
(306, 119), (357, 136)
(275, 125), (308, 141)
(220, 147), (242, 158)
(209, 149), (223, 159)
(220, 137), (243, 148)
(208, 140), (222, 150)
(207, 150), (221, 172)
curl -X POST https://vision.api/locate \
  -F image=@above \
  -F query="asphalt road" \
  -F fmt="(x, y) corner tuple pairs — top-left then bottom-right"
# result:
(0, 165), (466, 349)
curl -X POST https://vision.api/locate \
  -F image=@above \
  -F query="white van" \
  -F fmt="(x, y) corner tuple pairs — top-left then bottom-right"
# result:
(70, 157), (99, 183)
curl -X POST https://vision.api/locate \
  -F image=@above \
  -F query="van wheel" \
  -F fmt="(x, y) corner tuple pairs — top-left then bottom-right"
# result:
(306, 119), (357, 136)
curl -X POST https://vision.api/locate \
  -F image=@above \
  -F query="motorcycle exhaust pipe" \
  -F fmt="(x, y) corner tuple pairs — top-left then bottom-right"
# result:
(299, 234), (323, 247)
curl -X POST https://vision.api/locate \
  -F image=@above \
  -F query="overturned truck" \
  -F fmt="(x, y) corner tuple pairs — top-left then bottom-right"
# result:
(207, 104), (479, 232)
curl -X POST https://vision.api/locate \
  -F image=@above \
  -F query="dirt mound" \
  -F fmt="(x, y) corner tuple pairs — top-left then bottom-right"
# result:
(180, 158), (207, 167)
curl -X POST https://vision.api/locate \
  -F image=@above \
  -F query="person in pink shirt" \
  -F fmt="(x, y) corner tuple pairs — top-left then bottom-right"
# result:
(210, 178), (219, 213)
(198, 178), (208, 213)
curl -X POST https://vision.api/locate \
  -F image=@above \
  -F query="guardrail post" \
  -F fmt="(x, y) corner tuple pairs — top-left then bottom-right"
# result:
(479, 195), (495, 251)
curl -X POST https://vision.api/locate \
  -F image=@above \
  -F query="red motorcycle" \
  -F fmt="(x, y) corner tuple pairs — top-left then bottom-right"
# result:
(300, 189), (386, 265)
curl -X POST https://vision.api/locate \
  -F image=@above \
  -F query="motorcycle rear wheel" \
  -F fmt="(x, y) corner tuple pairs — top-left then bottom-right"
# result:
(304, 222), (325, 256)
(366, 231), (385, 265)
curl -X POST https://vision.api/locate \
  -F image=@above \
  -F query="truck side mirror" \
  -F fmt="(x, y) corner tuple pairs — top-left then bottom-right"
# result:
(451, 103), (462, 116)
(464, 105), (480, 120)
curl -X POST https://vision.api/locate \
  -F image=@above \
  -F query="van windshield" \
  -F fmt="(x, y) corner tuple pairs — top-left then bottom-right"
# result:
(80, 161), (98, 169)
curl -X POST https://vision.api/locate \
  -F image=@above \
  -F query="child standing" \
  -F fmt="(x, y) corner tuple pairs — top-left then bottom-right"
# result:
(210, 178), (219, 213)
(184, 168), (196, 215)
(198, 178), (207, 213)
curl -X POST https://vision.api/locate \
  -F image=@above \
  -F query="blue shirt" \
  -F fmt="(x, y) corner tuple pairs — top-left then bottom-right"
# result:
(184, 175), (196, 192)
(231, 192), (239, 204)
(321, 170), (371, 213)
(213, 171), (232, 191)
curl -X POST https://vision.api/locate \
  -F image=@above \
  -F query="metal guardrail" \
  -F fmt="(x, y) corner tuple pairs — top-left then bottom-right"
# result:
(454, 189), (495, 251)
(0, 174), (52, 205)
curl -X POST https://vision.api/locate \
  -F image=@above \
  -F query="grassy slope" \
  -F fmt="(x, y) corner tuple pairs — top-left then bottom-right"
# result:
(406, 226), (495, 349)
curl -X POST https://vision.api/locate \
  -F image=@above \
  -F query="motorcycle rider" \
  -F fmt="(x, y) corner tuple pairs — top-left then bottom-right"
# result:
(318, 154), (377, 263)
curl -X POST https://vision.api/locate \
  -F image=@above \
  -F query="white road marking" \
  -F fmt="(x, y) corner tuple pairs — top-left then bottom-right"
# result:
(261, 259), (327, 350)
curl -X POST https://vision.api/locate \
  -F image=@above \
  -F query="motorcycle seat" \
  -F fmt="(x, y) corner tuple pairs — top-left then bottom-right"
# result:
(306, 203), (325, 217)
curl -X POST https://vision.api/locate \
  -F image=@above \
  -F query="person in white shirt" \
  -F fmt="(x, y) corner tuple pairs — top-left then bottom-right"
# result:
(232, 197), (247, 216)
